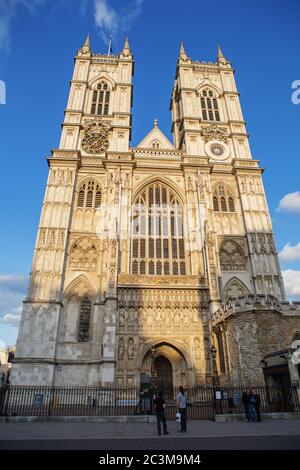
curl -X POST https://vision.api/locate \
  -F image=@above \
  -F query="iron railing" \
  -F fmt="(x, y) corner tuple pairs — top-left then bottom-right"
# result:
(0, 384), (299, 419)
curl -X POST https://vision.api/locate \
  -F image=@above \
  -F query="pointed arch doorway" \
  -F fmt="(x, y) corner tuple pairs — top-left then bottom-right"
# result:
(154, 356), (173, 394)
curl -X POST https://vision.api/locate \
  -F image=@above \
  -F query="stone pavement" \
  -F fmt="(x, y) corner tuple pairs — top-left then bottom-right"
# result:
(1, 418), (300, 440)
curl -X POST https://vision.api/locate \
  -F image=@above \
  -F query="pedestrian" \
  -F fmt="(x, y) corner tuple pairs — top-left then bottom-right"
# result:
(242, 391), (250, 421)
(248, 388), (257, 422)
(176, 385), (187, 433)
(253, 388), (261, 422)
(153, 390), (169, 436)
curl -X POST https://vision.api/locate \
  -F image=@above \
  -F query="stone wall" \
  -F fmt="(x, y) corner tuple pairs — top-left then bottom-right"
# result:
(212, 296), (300, 384)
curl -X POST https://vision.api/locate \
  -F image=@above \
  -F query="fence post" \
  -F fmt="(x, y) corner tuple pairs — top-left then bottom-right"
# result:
(0, 384), (6, 416)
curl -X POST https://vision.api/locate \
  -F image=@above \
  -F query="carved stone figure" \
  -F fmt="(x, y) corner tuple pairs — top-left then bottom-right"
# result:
(118, 338), (124, 359)
(128, 338), (134, 359)
(201, 124), (229, 142)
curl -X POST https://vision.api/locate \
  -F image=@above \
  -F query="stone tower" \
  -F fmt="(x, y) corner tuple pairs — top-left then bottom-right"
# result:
(12, 39), (298, 389)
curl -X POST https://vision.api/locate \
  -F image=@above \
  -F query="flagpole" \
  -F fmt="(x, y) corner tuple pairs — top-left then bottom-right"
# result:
(108, 35), (112, 55)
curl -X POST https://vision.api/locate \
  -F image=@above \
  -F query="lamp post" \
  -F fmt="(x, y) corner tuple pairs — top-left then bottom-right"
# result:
(150, 346), (156, 383)
(210, 345), (217, 387)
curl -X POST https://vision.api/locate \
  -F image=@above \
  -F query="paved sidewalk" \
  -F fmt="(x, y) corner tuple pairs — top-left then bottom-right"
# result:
(1, 418), (300, 440)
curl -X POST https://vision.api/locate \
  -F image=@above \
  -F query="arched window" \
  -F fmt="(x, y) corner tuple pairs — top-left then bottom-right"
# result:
(220, 197), (227, 212)
(200, 88), (220, 121)
(213, 196), (219, 211)
(91, 81), (110, 115)
(131, 182), (186, 275)
(77, 180), (102, 209)
(78, 296), (91, 342)
(152, 141), (160, 149)
(228, 197), (235, 212)
(213, 184), (236, 213)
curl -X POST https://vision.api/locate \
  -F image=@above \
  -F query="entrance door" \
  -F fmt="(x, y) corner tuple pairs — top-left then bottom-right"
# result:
(154, 356), (173, 395)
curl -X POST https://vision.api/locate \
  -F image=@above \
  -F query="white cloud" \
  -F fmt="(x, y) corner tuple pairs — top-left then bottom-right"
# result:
(94, 0), (119, 36)
(0, 274), (28, 292)
(277, 191), (300, 214)
(0, 308), (22, 327)
(282, 269), (300, 299)
(94, 0), (143, 43)
(279, 242), (300, 262)
(0, 274), (27, 332)
(0, 0), (47, 52)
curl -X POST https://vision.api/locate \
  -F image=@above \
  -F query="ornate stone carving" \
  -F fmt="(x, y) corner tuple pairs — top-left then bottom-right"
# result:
(128, 338), (134, 359)
(202, 124), (229, 143)
(118, 337), (124, 359)
(224, 278), (250, 301)
(69, 237), (98, 270)
(118, 274), (207, 287)
(251, 235), (259, 254)
(81, 118), (110, 154)
(267, 234), (276, 254)
(219, 240), (246, 271)
(194, 337), (201, 358)
(258, 235), (267, 254)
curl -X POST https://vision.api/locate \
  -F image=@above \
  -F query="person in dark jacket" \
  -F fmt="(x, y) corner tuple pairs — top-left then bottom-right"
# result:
(252, 388), (261, 422)
(248, 389), (257, 422)
(242, 391), (250, 421)
(153, 391), (169, 435)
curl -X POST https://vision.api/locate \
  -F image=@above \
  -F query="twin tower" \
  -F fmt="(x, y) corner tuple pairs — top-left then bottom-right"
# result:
(12, 36), (298, 390)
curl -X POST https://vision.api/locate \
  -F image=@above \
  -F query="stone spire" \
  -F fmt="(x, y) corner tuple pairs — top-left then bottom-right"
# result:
(84, 34), (91, 49)
(78, 34), (91, 56)
(180, 42), (187, 58)
(121, 37), (131, 57)
(217, 45), (227, 64)
(178, 41), (191, 64)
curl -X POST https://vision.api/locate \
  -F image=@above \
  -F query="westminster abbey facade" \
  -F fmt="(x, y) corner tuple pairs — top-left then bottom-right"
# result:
(11, 37), (300, 389)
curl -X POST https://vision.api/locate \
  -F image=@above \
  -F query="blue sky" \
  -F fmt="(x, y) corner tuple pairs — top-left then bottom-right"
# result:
(0, 0), (299, 347)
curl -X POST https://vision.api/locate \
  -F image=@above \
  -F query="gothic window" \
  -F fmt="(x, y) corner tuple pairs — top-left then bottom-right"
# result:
(76, 180), (102, 209)
(91, 81), (110, 115)
(200, 89), (220, 122)
(213, 196), (219, 211)
(220, 197), (227, 212)
(219, 240), (246, 271)
(213, 184), (235, 213)
(78, 296), (91, 342)
(228, 197), (235, 212)
(131, 182), (186, 275)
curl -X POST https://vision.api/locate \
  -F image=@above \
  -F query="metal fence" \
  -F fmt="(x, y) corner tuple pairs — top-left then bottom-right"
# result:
(0, 384), (299, 419)
(210, 384), (300, 415)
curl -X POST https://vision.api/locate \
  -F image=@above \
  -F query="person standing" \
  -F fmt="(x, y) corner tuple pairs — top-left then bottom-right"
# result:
(242, 391), (250, 422)
(248, 389), (257, 422)
(253, 388), (261, 422)
(153, 391), (169, 436)
(176, 385), (187, 433)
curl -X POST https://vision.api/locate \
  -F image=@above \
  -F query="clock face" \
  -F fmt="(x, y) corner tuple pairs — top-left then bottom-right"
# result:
(82, 134), (109, 154)
(210, 144), (224, 157)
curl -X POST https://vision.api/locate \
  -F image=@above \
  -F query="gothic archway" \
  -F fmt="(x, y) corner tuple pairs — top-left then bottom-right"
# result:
(222, 276), (251, 302)
(140, 342), (190, 390)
